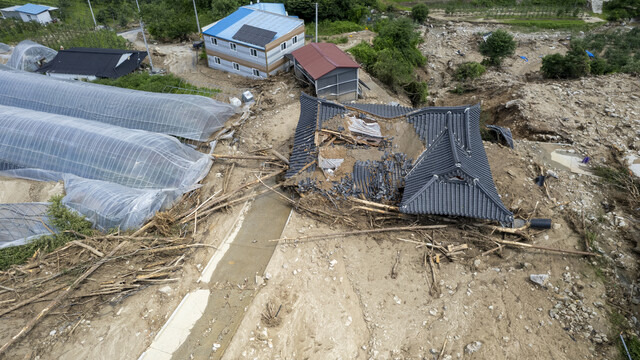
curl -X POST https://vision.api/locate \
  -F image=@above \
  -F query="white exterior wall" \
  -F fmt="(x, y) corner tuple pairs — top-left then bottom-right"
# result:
(206, 55), (266, 79)
(34, 11), (52, 24)
(6, 10), (53, 23)
(1, 10), (21, 20)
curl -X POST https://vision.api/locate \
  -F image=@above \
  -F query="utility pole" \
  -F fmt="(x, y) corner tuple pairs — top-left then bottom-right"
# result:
(135, 0), (155, 72)
(192, 0), (201, 38)
(87, 0), (96, 27)
(315, 3), (318, 43)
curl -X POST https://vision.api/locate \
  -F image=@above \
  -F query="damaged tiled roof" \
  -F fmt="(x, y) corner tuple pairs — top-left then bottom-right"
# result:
(400, 106), (513, 225)
(487, 125), (514, 149)
(286, 93), (347, 178)
(347, 103), (413, 119)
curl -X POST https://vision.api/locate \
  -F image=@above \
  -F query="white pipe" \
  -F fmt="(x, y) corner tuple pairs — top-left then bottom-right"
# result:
(315, 3), (318, 43)
(135, 0), (155, 72)
(86, 0), (96, 27)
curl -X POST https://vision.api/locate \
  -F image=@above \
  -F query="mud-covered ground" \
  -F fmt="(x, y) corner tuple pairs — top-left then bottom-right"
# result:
(0, 18), (638, 360)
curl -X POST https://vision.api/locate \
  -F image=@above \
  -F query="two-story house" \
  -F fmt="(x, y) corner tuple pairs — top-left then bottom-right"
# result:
(201, 4), (304, 78)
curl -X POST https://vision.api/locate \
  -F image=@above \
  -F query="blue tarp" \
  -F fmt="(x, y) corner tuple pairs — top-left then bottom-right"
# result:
(586, 50), (595, 58)
(519, 56), (528, 62)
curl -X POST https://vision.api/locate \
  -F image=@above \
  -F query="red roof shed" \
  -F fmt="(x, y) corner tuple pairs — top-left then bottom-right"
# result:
(291, 43), (360, 80)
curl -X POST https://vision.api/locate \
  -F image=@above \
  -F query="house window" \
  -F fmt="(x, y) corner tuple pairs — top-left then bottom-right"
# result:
(214, 57), (221, 64)
(292, 36), (298, 44)
(230, 43), (237, 51)
(252, 69), (260, 76)
(233, 62), (240, 71)
(280, 42), (287, 51)
(250, 48), (258, 57)
(210, 37), (217, 46)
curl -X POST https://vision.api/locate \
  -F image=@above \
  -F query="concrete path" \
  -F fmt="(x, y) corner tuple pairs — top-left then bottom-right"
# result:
(139, 180), (292, 360)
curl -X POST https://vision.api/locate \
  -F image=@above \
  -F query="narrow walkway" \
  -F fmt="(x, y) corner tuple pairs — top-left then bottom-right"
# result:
(169, 181), (291, 359)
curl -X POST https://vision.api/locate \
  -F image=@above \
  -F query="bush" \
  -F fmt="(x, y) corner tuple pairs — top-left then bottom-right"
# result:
(479, 29), (516, 66)
(604, 0), (640, 20)
(325, 36), (348, 44)
(541, 47), (590, 79)
(589, 57), (608, 75)
(93, 72), (220, 94)
(348, 42), (378, 71)
(411, 4), (430, 23)
(404, 80), (429, 107)
(455, 62), (486, 81)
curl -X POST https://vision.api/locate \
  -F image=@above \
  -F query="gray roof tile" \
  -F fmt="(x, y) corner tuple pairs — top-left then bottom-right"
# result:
(346, 103), (413, 119)
(487, 125), (514, 149)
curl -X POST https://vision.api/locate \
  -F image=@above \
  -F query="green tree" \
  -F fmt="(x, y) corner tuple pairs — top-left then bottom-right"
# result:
(212, 0), (240, 19)
(411, 3), (429, 23)
(541, 47), (590, 79)
(455, 62), (486, 81)
(479, 29), (516, 66)
(374, 17), (425, 67)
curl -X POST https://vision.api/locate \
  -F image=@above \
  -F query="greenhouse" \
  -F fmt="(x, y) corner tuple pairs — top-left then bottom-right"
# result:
(0, 203), (52, 249)
(0, 67), (236, 142)
(6, 40), (57, 72)
(0, 104), (213, 231)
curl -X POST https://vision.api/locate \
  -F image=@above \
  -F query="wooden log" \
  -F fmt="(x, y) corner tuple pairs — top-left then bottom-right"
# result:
(270, 149), (290, 165)
(350, 198), (399, 211)
(0, 242), (128, 356)
(0, 284), (66, 318)
(70, 241), (104, 258)
(211, 154), (281, 161)
(269, 225), (448, 243)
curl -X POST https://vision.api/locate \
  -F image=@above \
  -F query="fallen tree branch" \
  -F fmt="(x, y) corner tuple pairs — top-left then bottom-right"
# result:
(269, 225), (448, 243)
(211, 154), (281, 161)
(0, 284), (66, 318)
(0, 241), (128, 356)
(70, 241), (104, 258)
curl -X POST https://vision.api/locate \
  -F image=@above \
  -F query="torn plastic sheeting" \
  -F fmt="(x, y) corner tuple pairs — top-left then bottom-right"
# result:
(318, 155), (344, 170)
(6, 40), (57, 72)
(0, 105), (212, 190)
(61, 175), (193, 231)
(0, 203), (53, 249)
(0, 67), (236, 142)
(348, 116), (382, 138)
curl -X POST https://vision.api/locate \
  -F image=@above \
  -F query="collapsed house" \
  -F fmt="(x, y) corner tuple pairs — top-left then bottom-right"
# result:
(287, 93), (514, 226)
(36, 47), (148, 80)
(0, 66), (235, 142)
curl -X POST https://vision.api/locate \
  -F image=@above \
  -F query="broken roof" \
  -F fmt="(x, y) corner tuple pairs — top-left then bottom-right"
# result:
(36, 48), (147, 79)
(401, 105), (513, 224)
(487, 125), (514, 149)
(291, 43), (360, 80)
(202, 7), (303, 50)
(287, 93), (513, 225)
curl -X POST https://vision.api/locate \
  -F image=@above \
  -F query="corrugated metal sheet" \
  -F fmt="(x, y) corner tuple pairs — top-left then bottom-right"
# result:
(487, 125), (514, 149)
(15, 3), (49, 15)
(347, 103), (413, 119)
(291, 43), (360, 80)
(203, 8), (303, 49)
(400, 105), (513, 225)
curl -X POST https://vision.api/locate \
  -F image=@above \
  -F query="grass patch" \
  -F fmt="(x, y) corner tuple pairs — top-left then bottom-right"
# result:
(503, 19), (602, 31)
(0, 195), (93, 271)
(93, 72), (221, 95)
(307, 20), (366, 38)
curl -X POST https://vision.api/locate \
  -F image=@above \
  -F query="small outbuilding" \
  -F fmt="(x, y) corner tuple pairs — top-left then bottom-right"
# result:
(290, 43), (361, 102)
(1, 3), (57, 24)
(36, 48), (147, 80)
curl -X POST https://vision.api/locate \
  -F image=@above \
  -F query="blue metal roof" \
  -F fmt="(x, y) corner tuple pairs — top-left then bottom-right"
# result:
(203, 7), (303, 49)
(244, 3), (286, 15)
(15, 3), (49, 15)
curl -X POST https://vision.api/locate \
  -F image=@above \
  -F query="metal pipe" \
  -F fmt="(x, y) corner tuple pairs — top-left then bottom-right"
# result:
(315, 3), (318, 43)
(192, 0), (201, 37)
(86, 0), (96, 27)
(135, 0), (154, 72)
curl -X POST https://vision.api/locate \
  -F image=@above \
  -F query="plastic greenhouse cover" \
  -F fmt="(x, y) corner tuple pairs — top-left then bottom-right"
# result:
(0, 104), (213, 232)
(0, 67), (236, 142)
(0, 43), (10, 54)
(0, 203), (53, 249)
(6, 40), (57, 72)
